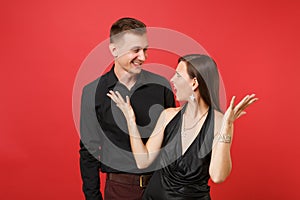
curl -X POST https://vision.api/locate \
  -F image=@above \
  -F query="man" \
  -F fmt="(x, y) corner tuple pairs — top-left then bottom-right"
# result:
(79, 17), (175, 200)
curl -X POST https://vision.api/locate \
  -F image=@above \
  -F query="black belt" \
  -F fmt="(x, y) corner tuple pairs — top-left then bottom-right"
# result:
(107, 173), (152, 188)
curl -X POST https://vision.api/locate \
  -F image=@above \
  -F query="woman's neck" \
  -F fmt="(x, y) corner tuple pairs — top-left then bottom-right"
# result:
(184, 97), (209, 120)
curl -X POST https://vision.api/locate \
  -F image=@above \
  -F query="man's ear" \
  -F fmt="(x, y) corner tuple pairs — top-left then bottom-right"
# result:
(109, 43), (118, 58)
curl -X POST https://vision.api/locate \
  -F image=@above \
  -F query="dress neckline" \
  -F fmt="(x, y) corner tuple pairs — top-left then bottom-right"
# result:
(179, 106), (211, 157)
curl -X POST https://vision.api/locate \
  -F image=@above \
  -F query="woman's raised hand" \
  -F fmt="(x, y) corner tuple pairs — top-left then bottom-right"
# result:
(107, 90), (136, 120)
(223, 94), (258, 125)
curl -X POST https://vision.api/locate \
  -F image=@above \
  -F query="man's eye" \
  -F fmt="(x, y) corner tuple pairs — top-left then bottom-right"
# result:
(132, 49), (140, 53)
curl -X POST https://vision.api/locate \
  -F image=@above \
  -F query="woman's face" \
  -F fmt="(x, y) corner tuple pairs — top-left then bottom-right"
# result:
(171, 61), (194, 101)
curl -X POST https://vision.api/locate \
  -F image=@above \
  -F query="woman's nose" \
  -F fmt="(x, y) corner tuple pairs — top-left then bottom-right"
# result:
(170, 74), (176, 83)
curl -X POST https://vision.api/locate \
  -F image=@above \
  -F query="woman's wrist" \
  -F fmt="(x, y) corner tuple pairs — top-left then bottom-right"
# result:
(218, 134), (232, 143)
(217, 122), (233, 143)
(127, 117), (136, 125)
(223, 119), (233, 127)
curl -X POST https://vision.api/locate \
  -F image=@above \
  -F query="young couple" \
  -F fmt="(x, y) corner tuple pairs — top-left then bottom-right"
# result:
(80, 17), (257, 200)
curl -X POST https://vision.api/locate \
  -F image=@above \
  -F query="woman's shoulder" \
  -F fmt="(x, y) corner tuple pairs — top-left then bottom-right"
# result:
(161, 107), (182, 123)
(165, 107), (181, 113)
(165, 106), (182, 115)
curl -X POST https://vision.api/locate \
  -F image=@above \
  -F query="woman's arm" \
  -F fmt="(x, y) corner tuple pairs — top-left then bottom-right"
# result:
(107, 90), (178, 169)
(209, 94), (258, 183)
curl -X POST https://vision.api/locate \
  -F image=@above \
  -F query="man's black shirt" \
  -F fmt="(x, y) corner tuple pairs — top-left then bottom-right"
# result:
(79, 66), (175, 199)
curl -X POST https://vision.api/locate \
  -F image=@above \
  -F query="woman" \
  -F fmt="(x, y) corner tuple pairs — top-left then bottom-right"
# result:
(107, 54), (257, 199)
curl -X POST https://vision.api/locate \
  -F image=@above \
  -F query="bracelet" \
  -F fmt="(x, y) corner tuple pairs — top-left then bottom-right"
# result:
(218, 134), (232, 143)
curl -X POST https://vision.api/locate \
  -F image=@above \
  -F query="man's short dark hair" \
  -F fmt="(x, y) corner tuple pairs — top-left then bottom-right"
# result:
(110, 17), (147, 43)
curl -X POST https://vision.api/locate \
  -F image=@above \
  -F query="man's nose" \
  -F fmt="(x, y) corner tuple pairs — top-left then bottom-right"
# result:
(137, 49), (147, 61)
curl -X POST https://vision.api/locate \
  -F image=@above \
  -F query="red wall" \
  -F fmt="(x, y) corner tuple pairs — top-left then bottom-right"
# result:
(1, 0), (299, 199)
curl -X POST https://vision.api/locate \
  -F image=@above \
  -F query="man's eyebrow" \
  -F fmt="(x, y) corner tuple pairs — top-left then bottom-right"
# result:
(131, 45), (149, 50)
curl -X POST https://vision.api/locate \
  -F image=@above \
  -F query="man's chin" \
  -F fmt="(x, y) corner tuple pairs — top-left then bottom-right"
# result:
(129, 67), (142, 74)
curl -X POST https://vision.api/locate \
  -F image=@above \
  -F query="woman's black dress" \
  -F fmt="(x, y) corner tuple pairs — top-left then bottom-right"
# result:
(143, 106), (214, 200)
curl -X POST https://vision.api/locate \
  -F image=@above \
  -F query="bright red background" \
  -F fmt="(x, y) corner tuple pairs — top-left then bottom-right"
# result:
(1, 0), (299, 199)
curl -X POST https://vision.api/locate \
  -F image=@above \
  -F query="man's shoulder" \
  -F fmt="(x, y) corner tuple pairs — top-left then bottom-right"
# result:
(83, 71), (110, 91)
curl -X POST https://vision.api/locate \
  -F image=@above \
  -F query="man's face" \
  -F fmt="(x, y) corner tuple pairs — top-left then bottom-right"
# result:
(111, 32), (148, 75)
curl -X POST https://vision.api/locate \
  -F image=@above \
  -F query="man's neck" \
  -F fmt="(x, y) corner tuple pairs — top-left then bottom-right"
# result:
(114, 66), (139, 90)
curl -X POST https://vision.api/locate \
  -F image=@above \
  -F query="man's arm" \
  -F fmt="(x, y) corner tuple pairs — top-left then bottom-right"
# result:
(79, 141), (102, 200)
(79, 84), (103, 200)
(80, 142), (102, 200)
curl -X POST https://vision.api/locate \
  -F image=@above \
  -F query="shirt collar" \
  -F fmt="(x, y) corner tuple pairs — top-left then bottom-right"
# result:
(107, 65), (119, 88)
(106, 64), (148, 89)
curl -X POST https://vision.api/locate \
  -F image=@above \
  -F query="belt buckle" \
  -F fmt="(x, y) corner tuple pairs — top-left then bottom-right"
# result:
(139, 175), (145, 188)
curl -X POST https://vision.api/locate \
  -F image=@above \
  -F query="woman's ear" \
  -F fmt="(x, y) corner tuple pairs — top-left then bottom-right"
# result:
(109, 43), (118, 58)
(192, 77), (199, 91)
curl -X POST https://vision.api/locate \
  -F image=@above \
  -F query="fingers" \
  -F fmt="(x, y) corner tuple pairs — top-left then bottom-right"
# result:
(107, 90), (132, 107)
(248, 96), (258, 105)
(106, 90), (117, 102)
(229, 96), (236, 109)
(126, 95), (131, 106)
(232, 94), (258, 119)
(115, 91), (125, 104)
(238, 94), (257, 111)
(234, 94), (255, 110)
(234, 94), (250, 111)
(107, 90), (125, 104)
(107, 90), (118, 103)
(236, 111), (247, 119)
